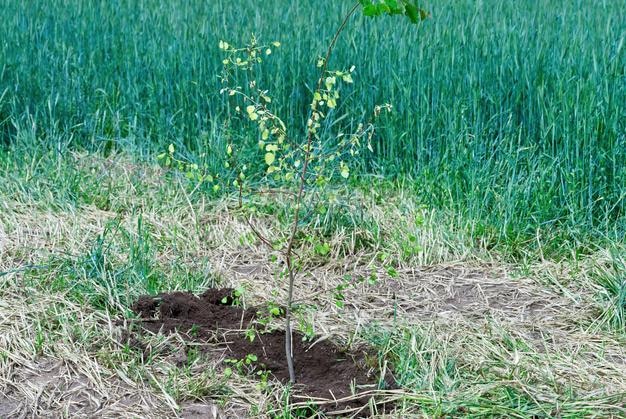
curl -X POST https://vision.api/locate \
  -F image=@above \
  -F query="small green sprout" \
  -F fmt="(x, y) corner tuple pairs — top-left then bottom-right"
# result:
(245, 327), (256, 342)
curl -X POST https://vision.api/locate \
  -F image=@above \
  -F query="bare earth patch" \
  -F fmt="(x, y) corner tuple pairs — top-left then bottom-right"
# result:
(130, 288), (396, 415)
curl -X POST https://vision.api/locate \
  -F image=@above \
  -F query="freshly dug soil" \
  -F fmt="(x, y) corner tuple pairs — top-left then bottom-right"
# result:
(130, 288), (393, 413)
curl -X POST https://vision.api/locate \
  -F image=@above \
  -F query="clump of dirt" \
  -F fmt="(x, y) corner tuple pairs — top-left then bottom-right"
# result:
(130, 288), (393, 413)
(132, 288), (251, 339)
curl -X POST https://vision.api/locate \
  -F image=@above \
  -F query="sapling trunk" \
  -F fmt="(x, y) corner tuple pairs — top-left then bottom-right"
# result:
(284, 257), (297, 383)
(282, 2), (361, 385)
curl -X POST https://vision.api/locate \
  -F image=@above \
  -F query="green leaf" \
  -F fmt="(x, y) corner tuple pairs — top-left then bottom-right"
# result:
(340, 164), (350, 179)
(269, 306), (281, 316)
(264, 152), (275, 165)
(324, 76), (336, 90)
(314, 242), (331, 256)
(360, 0), (428, 24)
(362, 4), (378, 16)
(405, 4), (420, 23)
(386, 265), (399, 278)
(378, 3), (391, 14)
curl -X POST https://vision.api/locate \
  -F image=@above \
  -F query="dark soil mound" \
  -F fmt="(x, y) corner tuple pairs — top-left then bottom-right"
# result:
(130, 288), (394, 414)
(132, 288), (253, 338)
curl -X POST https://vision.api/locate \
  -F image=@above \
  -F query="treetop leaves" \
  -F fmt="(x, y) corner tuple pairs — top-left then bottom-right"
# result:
(358, 0), (429, 23)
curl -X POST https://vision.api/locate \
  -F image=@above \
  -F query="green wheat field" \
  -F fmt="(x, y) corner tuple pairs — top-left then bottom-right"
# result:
(0, 0), (624, 417)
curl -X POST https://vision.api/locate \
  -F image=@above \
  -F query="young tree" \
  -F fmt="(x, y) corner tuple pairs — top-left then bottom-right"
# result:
(215, 0), (426, 383)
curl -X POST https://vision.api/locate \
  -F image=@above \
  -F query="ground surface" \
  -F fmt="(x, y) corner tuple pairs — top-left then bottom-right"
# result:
(0, 153), (624, 417)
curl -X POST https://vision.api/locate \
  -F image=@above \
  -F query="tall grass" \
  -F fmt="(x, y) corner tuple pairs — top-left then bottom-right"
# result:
(1, 0), (624, 258)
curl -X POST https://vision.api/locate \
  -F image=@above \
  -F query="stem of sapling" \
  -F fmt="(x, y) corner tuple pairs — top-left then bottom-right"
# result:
(283, 1), (361, 385)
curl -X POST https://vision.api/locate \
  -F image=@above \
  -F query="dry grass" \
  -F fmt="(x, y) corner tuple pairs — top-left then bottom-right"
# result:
(0, 275), (172, 418)
(1, 153), (624, 417)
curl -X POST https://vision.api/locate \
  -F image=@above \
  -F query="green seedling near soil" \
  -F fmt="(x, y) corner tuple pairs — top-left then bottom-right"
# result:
(188, 324), (201, 337)
(213, 1), (428, 384)
(221, 285), (245, 306)
(224, 354), (270, 391)
(244, 327), (257, 343)
(254, 302), (283, 332)
(298, 313), (316, 343)
(224, 353), (269, 389)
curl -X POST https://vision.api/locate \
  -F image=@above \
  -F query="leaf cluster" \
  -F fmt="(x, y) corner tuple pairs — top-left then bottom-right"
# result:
(358, 0), (429, 23)
(217, 35), (389, 203)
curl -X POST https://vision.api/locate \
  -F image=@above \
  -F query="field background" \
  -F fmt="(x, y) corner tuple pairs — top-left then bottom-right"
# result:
(0, 0), (625, 417)
(2, 0), (624, 258)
